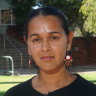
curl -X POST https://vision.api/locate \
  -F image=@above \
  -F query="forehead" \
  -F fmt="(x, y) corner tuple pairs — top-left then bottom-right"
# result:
(29, 15), (61, 24)
(27, 15), (65, 35)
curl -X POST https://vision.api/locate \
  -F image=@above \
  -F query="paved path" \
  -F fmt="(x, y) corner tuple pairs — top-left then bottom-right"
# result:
(15, 65), (96, 75)
(71, 65), (96, 73)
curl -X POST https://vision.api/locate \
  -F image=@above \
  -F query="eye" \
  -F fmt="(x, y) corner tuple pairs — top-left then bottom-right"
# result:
(51, 36), (60, 40)
(32, 38), (41, 43)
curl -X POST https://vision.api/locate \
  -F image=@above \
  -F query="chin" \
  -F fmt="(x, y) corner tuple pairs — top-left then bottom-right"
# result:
(43, 69), (58, 74)
(41, 66), (63, 74)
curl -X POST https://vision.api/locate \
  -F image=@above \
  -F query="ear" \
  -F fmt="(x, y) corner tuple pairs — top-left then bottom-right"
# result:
(23, 35), (27, 44)
(67, 31), (74, 51)
(24, 35), (31, 55)
(25, 37), (32, 56)
(28, 47), (32, 56)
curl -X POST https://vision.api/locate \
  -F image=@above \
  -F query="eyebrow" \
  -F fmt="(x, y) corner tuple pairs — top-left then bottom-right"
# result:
(30, 33), (39, 37)
(50, 32), (62, 34)
(30, 31), (62, 37)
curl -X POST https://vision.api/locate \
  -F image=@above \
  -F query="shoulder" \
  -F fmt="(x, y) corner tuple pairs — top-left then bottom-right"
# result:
(76, 74), (96, 87)
(74, 74), (96, 93)
(4, 78), (32, 96)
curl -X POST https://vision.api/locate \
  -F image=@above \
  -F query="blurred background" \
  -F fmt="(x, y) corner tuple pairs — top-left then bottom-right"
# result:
(0, 0), (96, 96)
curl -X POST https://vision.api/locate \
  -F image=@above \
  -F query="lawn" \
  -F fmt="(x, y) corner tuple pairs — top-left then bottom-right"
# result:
(0, 73), (96, 96)
(0, 75), (33, 96)
(79, 72), (96, 84)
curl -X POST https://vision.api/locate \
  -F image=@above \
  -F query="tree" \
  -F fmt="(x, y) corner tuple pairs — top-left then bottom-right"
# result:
(45, 0), (82, 30)
(6, 0), (82, 35)
(6, 0), (36, 25)
(79, 0), (96, 36)
(6, 0), (35, 35)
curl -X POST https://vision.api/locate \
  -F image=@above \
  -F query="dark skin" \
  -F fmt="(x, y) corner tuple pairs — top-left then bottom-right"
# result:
(26, 15), (76, 94)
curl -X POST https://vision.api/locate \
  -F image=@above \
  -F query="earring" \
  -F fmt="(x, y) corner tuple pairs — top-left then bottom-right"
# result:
(28, 56), (32, 69)
(64, 51), (73, 67)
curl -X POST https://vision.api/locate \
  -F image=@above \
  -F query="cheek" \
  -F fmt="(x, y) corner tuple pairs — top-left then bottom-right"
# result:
(51, 40), (67, 57)
(27, 42), (40, 57)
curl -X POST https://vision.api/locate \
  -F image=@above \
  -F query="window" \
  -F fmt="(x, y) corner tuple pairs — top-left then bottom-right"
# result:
(0, 9), (15, 25)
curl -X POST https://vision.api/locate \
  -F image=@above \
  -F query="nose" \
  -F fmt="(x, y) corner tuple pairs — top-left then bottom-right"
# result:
(41, 40), (51, 52)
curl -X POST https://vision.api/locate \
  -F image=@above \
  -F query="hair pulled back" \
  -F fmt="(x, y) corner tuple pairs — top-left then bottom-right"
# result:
(25, 6), (70, 38)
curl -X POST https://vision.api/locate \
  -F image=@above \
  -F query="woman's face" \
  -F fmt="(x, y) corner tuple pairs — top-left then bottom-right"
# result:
(27, 15), (72, 73)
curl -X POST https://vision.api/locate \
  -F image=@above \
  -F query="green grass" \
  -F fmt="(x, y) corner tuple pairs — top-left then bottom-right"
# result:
(0, 73), (96, 96)
(0, 75), (33, 96)
(79, 72), (96, 84)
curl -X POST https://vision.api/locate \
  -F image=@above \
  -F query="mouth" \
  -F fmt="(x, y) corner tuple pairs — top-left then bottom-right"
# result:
(41, 56), (54, 61)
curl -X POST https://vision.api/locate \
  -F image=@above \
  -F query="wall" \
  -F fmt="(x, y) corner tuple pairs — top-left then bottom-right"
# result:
(72, 37), (96, 66)
(0, 0), (10, 34)
(4, 24), (96, 66)
(0, 0), (10, 9)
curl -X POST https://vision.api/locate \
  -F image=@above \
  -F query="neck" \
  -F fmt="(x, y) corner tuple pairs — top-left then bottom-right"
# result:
(32, 67), (76, 94)
(38, 67), (74, 86)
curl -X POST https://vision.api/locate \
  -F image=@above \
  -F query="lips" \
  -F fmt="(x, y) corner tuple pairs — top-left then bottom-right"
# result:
(41, 56), (54, 61)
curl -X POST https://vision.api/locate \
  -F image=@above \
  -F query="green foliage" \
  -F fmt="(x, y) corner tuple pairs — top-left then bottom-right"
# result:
(79, 0), (96, 34)
(7, 0), (96, 37)
(6, 0), (35, 26)
(45, 0), (82, 29)
(7, 0), (86, 36)
(6, 0), (82, 30)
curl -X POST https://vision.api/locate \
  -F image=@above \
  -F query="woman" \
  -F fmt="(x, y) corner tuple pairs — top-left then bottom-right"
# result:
(5, 6), (96, 96)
